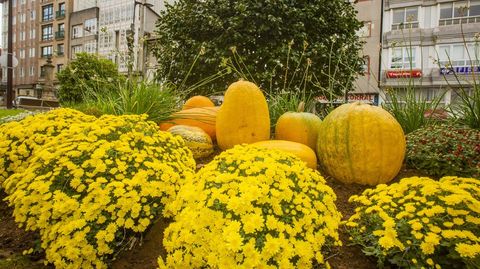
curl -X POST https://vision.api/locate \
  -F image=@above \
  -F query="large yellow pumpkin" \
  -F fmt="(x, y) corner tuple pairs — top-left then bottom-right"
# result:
(251, 140), (317, 169)
(159, 107), (219, 140)
(316, 102), (405, 185)
(216, 81), (270, 150)
(182, 95), (215, 110)
(275, 103), (322, 150)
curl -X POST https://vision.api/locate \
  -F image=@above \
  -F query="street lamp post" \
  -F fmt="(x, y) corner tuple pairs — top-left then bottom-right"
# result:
(6, 0), (13, 108)
(128, 0), (153, 76)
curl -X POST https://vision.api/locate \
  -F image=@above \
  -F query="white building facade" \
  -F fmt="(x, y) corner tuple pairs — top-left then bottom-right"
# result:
(381, 0), (480, 105)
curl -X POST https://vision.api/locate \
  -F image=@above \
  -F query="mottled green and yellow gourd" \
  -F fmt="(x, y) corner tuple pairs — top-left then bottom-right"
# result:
(317, 102), (405, 185)
(167, 125), (214, 159)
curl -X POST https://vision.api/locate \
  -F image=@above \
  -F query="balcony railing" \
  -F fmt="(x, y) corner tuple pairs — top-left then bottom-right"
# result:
(391, 22), (419, 30)
(439, 16), (480, 26)
(42, 15), (53, 22)
(56, 10), (66, 19)
(41, 54), (52, 59)
(55, 30), (65, 40)
(57, 51), (64, 57)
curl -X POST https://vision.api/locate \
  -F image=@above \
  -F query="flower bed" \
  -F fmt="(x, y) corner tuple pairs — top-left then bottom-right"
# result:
(3, 113), (196, 268)
(159, 145), (342, 268)
(346, 176), (480, 268)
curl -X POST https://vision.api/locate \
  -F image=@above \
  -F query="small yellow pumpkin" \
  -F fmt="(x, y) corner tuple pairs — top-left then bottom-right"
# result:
(316, 102), (405, 185)
(216, 81), (270, 150)
(250, 140), (317, 169)
(167, 125), (214, 159)
(182, 95), (215, 110)
(275, 102), (322, 150)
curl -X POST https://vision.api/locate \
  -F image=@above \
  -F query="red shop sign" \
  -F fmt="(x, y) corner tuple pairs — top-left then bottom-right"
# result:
(386, 70), (422, 78)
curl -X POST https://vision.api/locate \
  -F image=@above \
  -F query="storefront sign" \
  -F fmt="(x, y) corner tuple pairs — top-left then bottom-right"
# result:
(315, 93), (379, 106)
(386, 70), (422, 78)
(440, 66), (480, 75)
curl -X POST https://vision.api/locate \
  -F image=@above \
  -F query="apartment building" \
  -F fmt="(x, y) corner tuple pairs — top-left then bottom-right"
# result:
(1, 0), (73, 100)
(38, 0), (73, 100)
(68, 0), (161, 74)
(1, 0), (39, 97)
(352, 0), (384, 106)
(69, 0), (98, 58)
(381, 0), (480, 105)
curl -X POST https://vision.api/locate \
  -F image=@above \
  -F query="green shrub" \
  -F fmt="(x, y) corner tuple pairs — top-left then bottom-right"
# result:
(406, 124), (480, 178)
(153, 0), (364, 97)
(77, 79), (182, 123)
(56, 53), (125, 104)
(346, 176), (480, 269)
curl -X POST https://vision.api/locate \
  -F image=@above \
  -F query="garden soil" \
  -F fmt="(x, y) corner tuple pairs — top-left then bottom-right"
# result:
(0, 163), (424, 269)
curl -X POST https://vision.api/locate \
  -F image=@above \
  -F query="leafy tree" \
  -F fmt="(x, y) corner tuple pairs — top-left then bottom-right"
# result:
(153, 0), (364, 97)
(56, 53), (125, 104)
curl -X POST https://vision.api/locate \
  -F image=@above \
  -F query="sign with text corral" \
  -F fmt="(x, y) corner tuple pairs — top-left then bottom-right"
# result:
(315, 93), (379, 106)
(440, 66), (480, 75)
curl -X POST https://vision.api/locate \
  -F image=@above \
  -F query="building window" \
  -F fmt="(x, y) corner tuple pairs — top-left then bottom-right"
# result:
(30, 47), (35, 57)
(57, 64), (64, 72)
(84, 18), (97, 35)
(41, 46), (53, 58)
(42, 4), (53, 22)
(19, 49), (25, 59)
(440, 1), (480, 25)
(390, 47), (417, 69)
(72, 24), (83, 39)
(56, 23), (65, 39)
(20, 31), (25, 41)
(438, 43), (480, 67)
(57, 44), (64, 56)
(30, 29), (36, 39)
(42, 24), (53, 41)
(19, 67), (24, 78)
(20, 13), (26, 23)
(30, 10), (35, 20)
(29, 66), (35, 76)
(392, 7), (419, 30)
(71, 45), (83, 59)
(84, 41), (97, 54)
(57, 2), (66, 18)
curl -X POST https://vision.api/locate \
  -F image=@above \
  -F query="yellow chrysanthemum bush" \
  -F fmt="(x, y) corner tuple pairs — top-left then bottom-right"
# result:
(346, 176), (480, 269)
(158, 145), (342, 268)
(0, 108), (96, 188)
(4, 114), (196, 269)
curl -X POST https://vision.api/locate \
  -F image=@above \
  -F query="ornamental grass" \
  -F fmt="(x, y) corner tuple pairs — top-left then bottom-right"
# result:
(4, 114), (196, 268)
(159, 145), (342, 268)
(0, 108), (96, 187)
(346, 176), (480, 269)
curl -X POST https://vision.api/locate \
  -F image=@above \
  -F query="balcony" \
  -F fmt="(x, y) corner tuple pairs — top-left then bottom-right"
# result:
(55, 30), (65, 40)
(439, 16), (480, 26)
(57, 51), (64, 57)
(41, 54), (52, 59)
(56, 10), (66, 19)
(42, 16), (53, 23)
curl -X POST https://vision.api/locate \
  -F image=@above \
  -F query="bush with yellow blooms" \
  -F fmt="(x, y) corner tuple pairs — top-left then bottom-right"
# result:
(346, 176), (480, 269)
(158, 145), (342, 268)
(0, 108), (96, 187)
(4, 113), (196, 269)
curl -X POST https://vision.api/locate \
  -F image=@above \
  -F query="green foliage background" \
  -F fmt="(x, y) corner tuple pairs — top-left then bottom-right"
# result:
(56, 53), (125, 104)
(153, 0), (364, 96)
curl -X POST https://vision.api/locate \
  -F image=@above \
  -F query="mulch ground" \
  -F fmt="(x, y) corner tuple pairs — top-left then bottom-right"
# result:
(0, 160), (425, 269)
